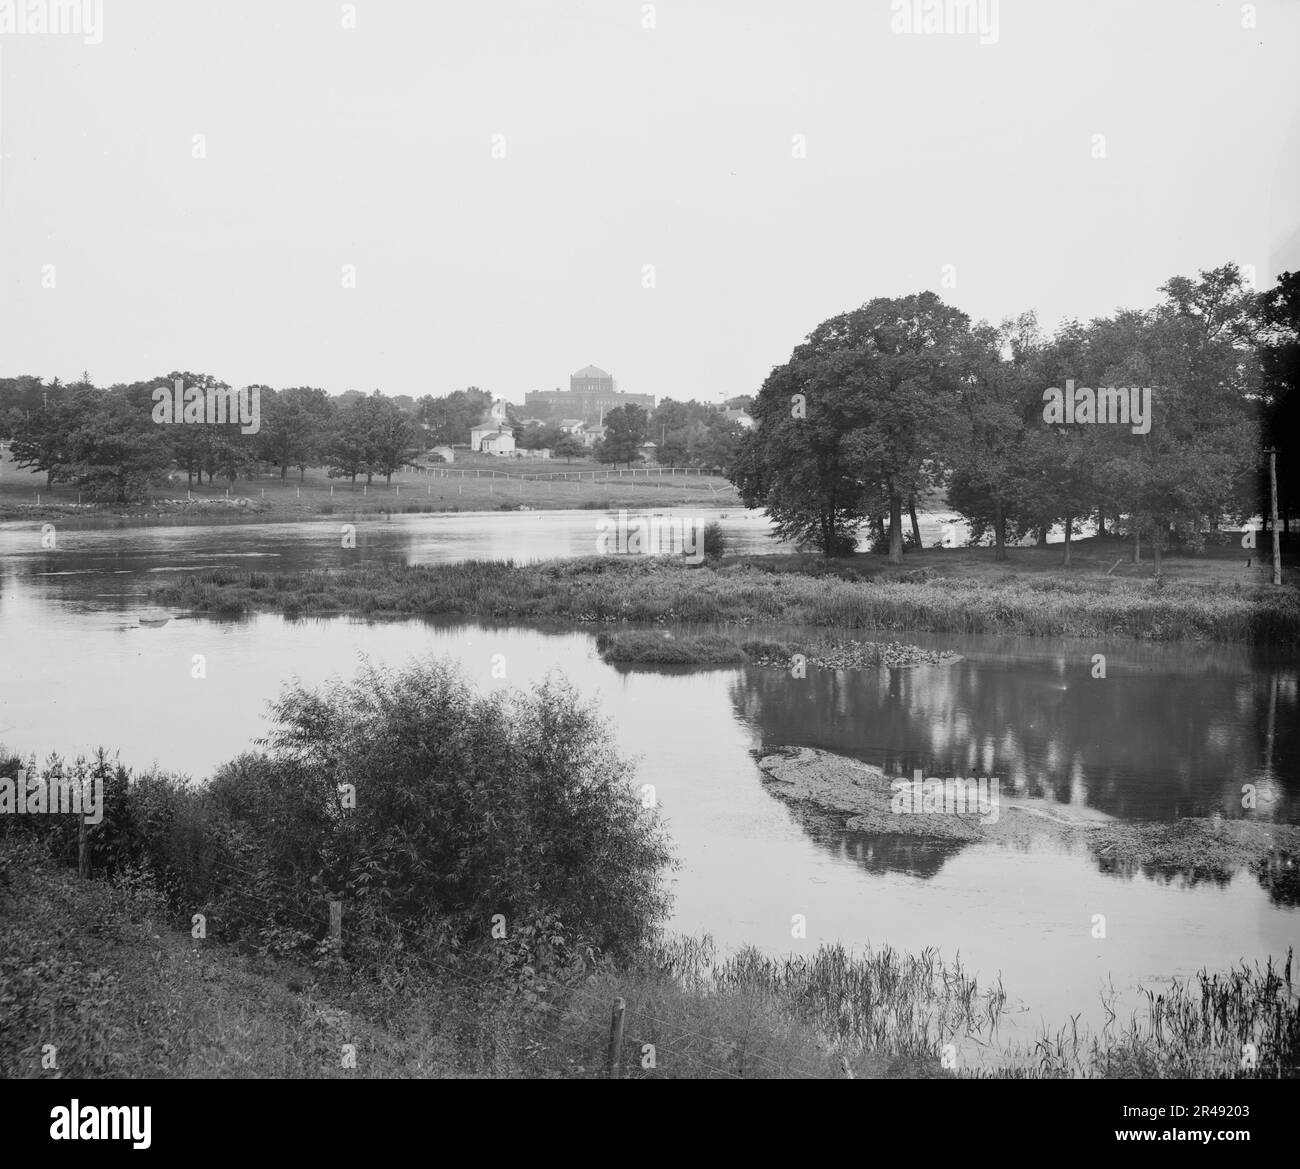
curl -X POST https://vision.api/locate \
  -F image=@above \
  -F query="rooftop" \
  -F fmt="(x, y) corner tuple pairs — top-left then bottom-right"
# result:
(571, 364), (611, 379)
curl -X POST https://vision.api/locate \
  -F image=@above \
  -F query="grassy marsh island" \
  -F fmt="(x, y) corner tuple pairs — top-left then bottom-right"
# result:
(147, 542), (1300, 643)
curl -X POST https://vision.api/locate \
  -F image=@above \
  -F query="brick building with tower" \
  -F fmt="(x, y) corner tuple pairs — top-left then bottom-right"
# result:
(524, 365), (654, 425)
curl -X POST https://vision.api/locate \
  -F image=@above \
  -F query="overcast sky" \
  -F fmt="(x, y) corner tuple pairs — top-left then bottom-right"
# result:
(1, 0), (1297, 405)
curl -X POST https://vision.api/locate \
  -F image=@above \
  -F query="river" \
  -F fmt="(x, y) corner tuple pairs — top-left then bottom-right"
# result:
(0, 507), (1296, 1046)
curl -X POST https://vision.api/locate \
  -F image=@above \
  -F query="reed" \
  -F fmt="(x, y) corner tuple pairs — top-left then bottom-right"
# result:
(149, 557), (1300, 643)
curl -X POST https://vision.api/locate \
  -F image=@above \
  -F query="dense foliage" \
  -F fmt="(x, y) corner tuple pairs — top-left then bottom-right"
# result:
(734, 264), (1288, 562)
(0, 659), (675, 969)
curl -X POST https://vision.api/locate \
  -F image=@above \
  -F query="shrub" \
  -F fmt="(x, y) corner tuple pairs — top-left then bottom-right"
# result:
(225, 657), (676, 963)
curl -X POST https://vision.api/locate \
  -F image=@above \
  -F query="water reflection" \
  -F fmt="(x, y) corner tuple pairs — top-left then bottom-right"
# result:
(727, 645), (1299, 824)
(720, 645), (1299, 901)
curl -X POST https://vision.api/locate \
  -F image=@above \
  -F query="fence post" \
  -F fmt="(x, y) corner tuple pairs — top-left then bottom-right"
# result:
(606, 997), (626, 1079)
(329, 900), (343, 943)
(77, 811), (89, 879)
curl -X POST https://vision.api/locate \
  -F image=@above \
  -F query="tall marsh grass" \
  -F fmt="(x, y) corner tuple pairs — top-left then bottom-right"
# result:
(150, 557), (1300, 642)
(998, 951), (1299, 1079)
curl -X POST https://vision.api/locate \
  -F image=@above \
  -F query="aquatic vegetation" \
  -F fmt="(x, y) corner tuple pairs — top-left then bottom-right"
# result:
(148, 556), (1300, 642)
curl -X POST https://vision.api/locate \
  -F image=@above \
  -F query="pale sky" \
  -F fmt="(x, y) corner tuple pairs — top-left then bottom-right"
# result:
(1, 0), (1297, 405)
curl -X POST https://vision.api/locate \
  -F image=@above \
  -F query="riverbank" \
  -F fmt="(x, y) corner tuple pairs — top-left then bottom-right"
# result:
(147, 555), (1300, 642)
(5, 836), (1295, 1078)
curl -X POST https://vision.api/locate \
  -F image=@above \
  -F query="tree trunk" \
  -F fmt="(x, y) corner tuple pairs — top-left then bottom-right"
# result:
(1037, 526), (1050, 547)
(1153, 525), (1163, 574)
(1132, 526), (1141, 564)
(888, 494), (904, 565)
(908, 495), (922, 549)
(281, 463), (288, 480)
(994, 499), (1007, 562)
(1062, 514), (1073, 566)
(1097, 509), (1106, 537)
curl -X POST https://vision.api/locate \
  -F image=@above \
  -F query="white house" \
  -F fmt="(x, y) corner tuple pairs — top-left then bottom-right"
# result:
(480, 431), (516, 455)
(470, 397), (516, 455)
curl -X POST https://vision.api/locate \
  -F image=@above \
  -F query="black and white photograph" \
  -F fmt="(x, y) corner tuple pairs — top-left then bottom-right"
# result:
(0, 0), (1297, 1142)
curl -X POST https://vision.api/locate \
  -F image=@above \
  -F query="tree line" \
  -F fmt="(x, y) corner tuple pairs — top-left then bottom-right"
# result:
(0, 375), (750, 502)
(732, 264), (1298, 569)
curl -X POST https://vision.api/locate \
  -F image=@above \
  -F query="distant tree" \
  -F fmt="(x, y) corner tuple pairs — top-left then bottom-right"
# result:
(325, 397), (372, 484)
(736, 292), (971, 559)
(597, 405), (648, 467)
(553, 433), (584, 463)
(64, 392), (171, 503)
(366, 393), (418, 484)
(152, 371), (228, 487)
(1257, 270), (1299, 533)
(518, 421), (562, 451)
(732, 361), (875, 556)
(258, 385), (332, 480)
(417, 386), (493, 446)
(695, 415), (746, 475)
(10, 384), (97, 487)
(945, 320), (1037, 560)
(0, 375), (46, 439)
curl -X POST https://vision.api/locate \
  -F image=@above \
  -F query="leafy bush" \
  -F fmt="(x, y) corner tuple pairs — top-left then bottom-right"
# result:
(227, 657), (675, 963)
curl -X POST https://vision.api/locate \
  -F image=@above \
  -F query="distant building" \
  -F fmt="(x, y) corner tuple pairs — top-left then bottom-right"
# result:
(480, 431), (516, 455)
(524, 365), (655, 425)
(722, 408), (755, 430)
(557, 418), (586, 436)
(429, 445), (455, 463)
(470, 397), (516, 455)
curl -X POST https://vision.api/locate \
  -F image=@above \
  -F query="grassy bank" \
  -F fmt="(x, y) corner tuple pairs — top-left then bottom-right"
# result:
(149, 554), (1300, 642)
(5, 838), (1294, 1079)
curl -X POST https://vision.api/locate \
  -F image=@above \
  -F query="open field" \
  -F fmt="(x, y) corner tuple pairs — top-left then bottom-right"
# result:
(0, 445), (741, 523)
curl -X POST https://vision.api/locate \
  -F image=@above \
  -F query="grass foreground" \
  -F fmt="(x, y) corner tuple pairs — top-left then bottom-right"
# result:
(4, 838), (1295, 1079)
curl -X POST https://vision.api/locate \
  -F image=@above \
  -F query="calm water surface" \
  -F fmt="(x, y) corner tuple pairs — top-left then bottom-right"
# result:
(0, 509), (1296, 1039)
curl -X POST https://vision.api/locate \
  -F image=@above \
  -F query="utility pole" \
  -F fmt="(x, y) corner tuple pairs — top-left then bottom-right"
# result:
(1266, 447), (1282, 585)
